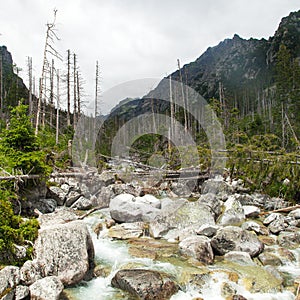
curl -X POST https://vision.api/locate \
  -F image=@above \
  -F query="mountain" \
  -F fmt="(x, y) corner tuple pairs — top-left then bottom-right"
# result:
(99, 10), (300, 155)
(0, 46), (29, 111)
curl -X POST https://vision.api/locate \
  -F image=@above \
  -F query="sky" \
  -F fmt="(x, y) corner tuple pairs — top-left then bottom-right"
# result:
(0, 0), (299, 114)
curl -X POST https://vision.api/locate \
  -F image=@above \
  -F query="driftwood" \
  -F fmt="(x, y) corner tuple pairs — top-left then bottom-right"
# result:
(0, 174), (40, 181)
(260, 205), (300, 215)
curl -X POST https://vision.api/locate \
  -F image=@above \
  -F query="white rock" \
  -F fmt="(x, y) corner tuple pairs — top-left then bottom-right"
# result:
(243, 205), (261, 218)
(29, 276), (63, 300)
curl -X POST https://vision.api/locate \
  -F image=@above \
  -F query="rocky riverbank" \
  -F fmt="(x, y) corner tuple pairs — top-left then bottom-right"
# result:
(1, 166), (299, 300)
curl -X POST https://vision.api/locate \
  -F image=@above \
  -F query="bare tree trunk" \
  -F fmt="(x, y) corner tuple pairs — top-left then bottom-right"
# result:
(73, 53), (77, 130)
(0, 52), (3, 115)
(177, 59), (187, 132)
(49, 59), (54, 127)
(76, 71), (81, 118)
(35, 78), (42, 135)
(27, 57), (33, 124)
(67, 49), (71, 127)
(56, 70), (60, 145)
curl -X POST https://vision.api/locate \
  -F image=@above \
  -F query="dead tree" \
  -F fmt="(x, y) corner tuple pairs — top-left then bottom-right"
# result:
(35, 9), (61, 135)
(73, 53), (77, 129)
(66, 49), (71, 127)
(27, 57), (33, 124)
(56, 69), (60, 145)
(177, 59), (188, 132)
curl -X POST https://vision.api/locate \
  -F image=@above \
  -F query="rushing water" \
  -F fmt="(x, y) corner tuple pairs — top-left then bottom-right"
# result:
(65, 212), (299, 300)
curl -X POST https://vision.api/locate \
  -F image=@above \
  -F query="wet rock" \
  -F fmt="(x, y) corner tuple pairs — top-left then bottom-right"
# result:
(196, 224), (219, 237)
(109, 193), (161, 223)
(198, 193), (222, 219)
(0, 266), (20, 299)
(47, 186), (67, 206)
(277, 247), (296, 262)
(201, 179), (234, 198)
(242, 205), (260, 218)
(258, 252), (282, 266)
(221, 281), (237, 298)
(20, 260), (43, 286)
(70, 196), (93, 210)
(231, 296), (248, 300)
(211, 226), (264, 257)
(179, 236), (214, 264)
(263, 266), (283, 283)
(15, 285), (29, 300)
(108, 223), (144, 239)
(29, 276), (63, 300)
(34, 220), (94, 286)
(288, 208), (300, 219)
(277, 231), (300, 249)
(224, 251), (255, 266)
(218, 196), (245, 226)
(64, 191), (82, 207)
(111, 269), (178, 300)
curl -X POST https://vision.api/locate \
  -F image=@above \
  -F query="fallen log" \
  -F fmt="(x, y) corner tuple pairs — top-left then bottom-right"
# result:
(260, 205), (300, 215)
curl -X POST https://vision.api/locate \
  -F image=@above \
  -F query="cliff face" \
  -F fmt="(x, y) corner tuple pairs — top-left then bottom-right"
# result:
(0, 46), (29, 110)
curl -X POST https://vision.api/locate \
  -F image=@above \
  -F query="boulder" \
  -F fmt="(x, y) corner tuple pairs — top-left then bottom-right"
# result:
(29, 276), (63, 300)
(198, 193), (222, 219)
(64, 191), (82, 207)
(288, 208), (300, 219)
(108, 223), (144, 239)
(37, 207), (77, 227)
(258, 252), (282, 266)
(211, 226), (264, 257)
(268, 216), (286, 234)
(109, 193), (161, 223)
(111, 269), (178, 300)
(277, 231), (300, 249)
(224, 251), (255, 265)
(70, 196), (93, 210)
(201, 179), (234, 198)
(15, 285), (29, 300)
(179, 236), (214, 264)
(135, 194), (161, 209)
(241, 221), (268, 235)
(91, 186), (115, 208)
(0, 266), (20, 299)
(35, 199), (57, 214)
(196, 224), (219, 237)
(20, 260), (44, 286)
(47, 186), (67, 206)
(263, 213), (281, 225)
(218, 196), (245, 226)
(34, 220), (94, 286)
(242, 205), (260, 218)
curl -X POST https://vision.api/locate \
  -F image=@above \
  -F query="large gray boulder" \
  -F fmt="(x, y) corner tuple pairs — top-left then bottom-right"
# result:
(29, 276), (63, 300)
(218, 196), (245, 226)
(198, 193), (222, 219)
(34, 220), (94, 286)
(47, 186), (67, 206)
(109, 193), (161, 222)
(0, 266), (20, 300)
(111, 269), (178, 300)
(179, 235), (214, 264)
(70, 196), (93, 210)
(211, 226), (264, 257)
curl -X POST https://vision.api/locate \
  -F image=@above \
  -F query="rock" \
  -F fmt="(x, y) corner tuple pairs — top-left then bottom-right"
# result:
(97, 170), (115, 186)
(70, 196), (93, 210)
(135, 194), (161, 209)
(20, 260), (43, 286)
(60, 183), (70, 193)
(108, 223), (144, 239)
(242, 205), (260, 218)
(0, 266), (20, 299)
(179, 236), (214, 264)
(47, 186), (67, 206)
(263, 213), (281, 225)
(196, 224), (219, 237)
(201, 179), (234, 198)
(29, 276), (63, 300)
(37, 207), (77, 227)
(211, 226), (264, 257)
(64, 191), (82, 207)
(15, 285), (29, 300)
(265, 197), (288, 211)
(92, 186), (115, 208)
(263, 266), (283, 283)
(224, 251), (255, 266)
(35, 199), (57, 214)
(111, 269), (178, 300)
(218, 196), (245, 226)
(198, 193), (222, 218)
(268, 215), (286, 234)
(240, 193), (269, 207)
(34, 220), (94, 286)
(277, 231), (300, 249)
(288, 208), (300, 219)
(113, 183), (141, 197)
(13, 245), (27, 260)
(149, 221), (170, 238)
(241, 221), (268, 235)
(109, 193), (161, 223)
(258, 252), (282, 266)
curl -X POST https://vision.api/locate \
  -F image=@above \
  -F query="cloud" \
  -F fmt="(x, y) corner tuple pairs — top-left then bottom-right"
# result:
(0, 0), (299, 113)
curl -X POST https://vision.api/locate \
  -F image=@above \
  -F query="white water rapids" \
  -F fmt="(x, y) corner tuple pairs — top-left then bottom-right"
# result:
(65, 212), (299, 300)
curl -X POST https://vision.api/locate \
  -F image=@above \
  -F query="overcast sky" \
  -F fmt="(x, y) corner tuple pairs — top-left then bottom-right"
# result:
(0, 0), (299, 114)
